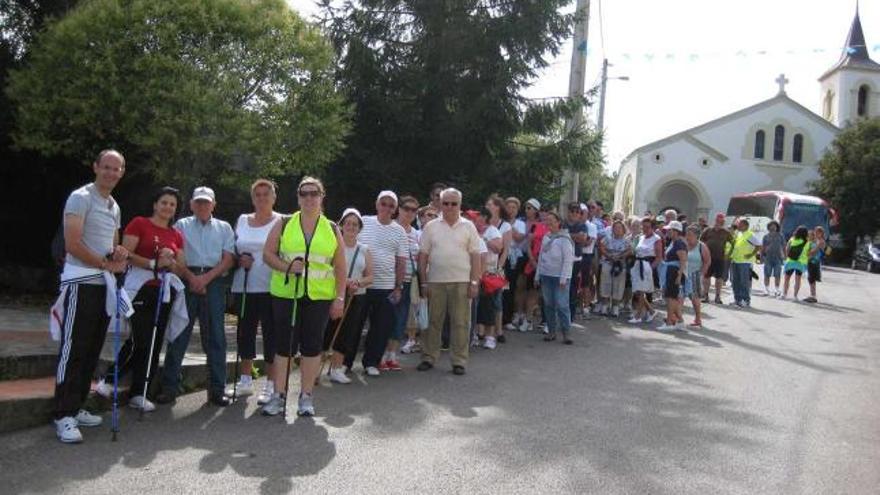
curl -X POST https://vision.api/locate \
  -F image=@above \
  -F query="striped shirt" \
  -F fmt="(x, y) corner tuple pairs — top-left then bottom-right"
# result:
(358, 215), (408, 289)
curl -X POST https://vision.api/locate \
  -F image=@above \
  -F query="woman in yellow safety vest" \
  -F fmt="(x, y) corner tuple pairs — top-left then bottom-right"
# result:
(781, 225), (810, 301)
(260, 176), (346, 417)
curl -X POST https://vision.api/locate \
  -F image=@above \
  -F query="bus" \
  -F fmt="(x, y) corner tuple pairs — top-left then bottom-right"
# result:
(725, 191), (836, 240)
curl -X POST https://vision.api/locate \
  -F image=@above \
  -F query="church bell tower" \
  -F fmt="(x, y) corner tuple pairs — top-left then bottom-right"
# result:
(818, 5), (880, 128)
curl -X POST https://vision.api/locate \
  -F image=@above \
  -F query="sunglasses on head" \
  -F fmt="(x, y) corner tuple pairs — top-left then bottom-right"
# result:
(298, 189), (321, 198)
(442, 201), (459, 207)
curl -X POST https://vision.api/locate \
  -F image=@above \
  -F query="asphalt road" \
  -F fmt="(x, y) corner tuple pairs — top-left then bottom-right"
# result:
(2, 266), (879, 495)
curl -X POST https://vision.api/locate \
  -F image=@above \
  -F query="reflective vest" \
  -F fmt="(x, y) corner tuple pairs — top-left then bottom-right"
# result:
(785, 238), (810, 265)
(730, 229), (756, 263)
(269, 212), (338, 300)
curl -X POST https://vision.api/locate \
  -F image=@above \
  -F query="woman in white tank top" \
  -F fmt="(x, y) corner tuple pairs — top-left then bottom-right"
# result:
(628, 217), (663, 324)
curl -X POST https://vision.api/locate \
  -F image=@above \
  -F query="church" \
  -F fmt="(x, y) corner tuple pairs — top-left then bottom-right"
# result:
(613, 8), (880, 221)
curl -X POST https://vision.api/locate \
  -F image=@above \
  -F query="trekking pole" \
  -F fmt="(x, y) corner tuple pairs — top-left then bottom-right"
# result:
(111, 266), (126, 441)
(139, 270), (166, 420)
(282, 258), (303, 419)
(232, 257), (250, 402)
(321, 295), (353, 377)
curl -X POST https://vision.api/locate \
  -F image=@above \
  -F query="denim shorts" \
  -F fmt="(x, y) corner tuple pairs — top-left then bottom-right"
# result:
(763, 259), (782, 279)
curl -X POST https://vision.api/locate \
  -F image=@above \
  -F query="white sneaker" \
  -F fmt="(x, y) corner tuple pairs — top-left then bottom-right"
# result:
(297, 393), (315, 417)
(760, 286), (769, 296)
(232, 376), (254, 396)
(517, 320), (530, 332)
(656, 322), (676, 332)
(55, 417), (83, 443)
(261, 393), (285, 416)
(628, 316), (642, 324)
(400, 339), (417, 354)
(539, 323), (549, 334)
(503, 323), (516, 331)
(95, 379), (112, 399)
(257, 381), (275, 405)
(128, 395), (156, 412)
(329, 368), (352, 384)
(675, 322), (686, 331)
(610, 305), (620, 317)
(74, 409), (103, 427)
(365, 366), (380, 377)
(483, 336), (497, 350)
(643, 311), (657, 323)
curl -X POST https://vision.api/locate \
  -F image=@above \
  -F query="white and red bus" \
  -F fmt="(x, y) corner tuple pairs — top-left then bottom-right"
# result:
(725, 191), (837, 240)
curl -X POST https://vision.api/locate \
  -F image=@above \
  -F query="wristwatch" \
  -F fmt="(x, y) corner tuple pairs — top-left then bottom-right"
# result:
(469, 280), (479, 286)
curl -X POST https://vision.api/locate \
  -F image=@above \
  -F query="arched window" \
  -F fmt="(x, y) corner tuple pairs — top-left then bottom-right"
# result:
(793, 134), (804, 163)
(857, 85), (869, 117)
(773, 125), (785, 161)
(754, 130), (765, 159)
(823, 90), (834, 120)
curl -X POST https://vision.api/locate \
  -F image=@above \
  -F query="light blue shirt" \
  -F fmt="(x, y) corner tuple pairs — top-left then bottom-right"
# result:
(174, 216), (235, 267)
(592, 217), (607, 240)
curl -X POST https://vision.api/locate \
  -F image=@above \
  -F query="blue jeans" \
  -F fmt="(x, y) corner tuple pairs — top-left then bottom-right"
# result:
(390, 282), (412, 341)
(540, 275), (571, 336)
(763, 259), (782, 279)
(730, 262), (753, 304)
(162, 279), (227, 397)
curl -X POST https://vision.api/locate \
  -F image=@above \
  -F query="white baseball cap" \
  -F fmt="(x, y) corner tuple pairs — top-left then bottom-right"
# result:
(664, 220), (684, 233)
(526, 198), (541, 210)
(377, 190), (398, 203)
(339, 207), (363, 228)
(192, 186), (215, 202)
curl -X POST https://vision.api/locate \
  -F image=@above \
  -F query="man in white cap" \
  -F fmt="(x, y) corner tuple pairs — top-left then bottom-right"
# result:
(357, 190), (408, 376)
(158, 186), (235, 406)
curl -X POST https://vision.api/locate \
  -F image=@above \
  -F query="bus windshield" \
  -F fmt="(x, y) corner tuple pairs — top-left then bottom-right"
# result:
(726, 196), (777, 218)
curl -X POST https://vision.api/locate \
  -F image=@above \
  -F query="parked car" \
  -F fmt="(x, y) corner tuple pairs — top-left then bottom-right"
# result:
(851, 237), (880, 273)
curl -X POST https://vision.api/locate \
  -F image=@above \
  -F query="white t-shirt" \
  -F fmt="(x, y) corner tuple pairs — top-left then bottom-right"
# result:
(507, 219), (526, 264)
(582, 221), (599, 255)
(401, 226), (421, 282)
(344, 243), (370, 295)
(232, 213), (280, 293)
(358, 215), (408, 289)
(482, 225), (502, 273)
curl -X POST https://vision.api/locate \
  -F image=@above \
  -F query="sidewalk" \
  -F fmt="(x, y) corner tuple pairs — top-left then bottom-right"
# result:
(0, 305), (261, 433)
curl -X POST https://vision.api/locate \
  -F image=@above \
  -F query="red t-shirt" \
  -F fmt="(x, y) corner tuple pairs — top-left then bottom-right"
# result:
(124, 216), (184, 259)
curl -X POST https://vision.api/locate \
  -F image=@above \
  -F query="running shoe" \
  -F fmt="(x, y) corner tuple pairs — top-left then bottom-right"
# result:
(95, 379), (112, 399)
(128, 395), (156, 412)
(329, 368), (351, 384)
(400, 339), (417, 354)
(483, 336), (497, 350)
(232, 376), (254, 396)
(297, 393), (315, 417)
(257, 381), (275, 405)
(365, 366), (381, 377)
(74, 409), (103, 427)
(627, 316), (643, 324)
(656, 322), (676, 332)
(260, 394), (284, 416)
(55, 417), (82, 444)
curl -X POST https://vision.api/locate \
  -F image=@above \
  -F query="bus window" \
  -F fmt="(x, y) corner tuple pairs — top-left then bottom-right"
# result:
(781, 202), (829, 239)
(726, 196), (777, 218)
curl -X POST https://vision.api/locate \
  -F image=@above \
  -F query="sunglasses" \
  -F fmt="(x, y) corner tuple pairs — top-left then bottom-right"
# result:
(298, 189), (321, 198)
(442, 201), (459, 207)
(400, 205), (417, 212)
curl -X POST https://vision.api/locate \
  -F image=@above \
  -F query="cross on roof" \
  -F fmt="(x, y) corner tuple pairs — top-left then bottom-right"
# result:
(776, 73), (789, 94)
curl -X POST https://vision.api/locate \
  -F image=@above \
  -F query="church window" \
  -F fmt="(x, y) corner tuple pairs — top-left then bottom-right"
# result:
(857, 85), (870, 117)
(773, 125), (785, 161)
(754, 130), (765, 159)
(793, 134), (804, 163)
(823, 90), (834, 120)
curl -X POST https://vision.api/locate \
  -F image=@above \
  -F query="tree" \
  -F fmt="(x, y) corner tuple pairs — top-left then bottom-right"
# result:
(320, 0), (602, 211)
(6, 0), (350, 189)
(814, 117), (880, 243)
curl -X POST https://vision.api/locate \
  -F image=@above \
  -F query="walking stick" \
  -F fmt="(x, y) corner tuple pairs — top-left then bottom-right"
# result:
(282, 260), (303, 419)
(111, 267), (126, 441)
(139, 270), (166, 420)
(232, 258), (250, 402)
(320, 295), (353, 378)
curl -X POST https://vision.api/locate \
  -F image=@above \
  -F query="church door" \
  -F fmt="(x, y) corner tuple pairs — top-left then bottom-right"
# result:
(656, 182), (699, 221)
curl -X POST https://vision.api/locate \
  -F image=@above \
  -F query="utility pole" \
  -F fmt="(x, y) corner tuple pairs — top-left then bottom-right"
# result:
(559, 0), (590, 213)
(593, 58), (628, 198)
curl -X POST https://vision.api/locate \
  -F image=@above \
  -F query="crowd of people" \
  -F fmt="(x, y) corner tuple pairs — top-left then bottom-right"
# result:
(48, 149), (830, 444)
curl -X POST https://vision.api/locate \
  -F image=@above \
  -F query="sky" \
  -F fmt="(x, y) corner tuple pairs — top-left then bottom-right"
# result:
(286, 0), (877, 175)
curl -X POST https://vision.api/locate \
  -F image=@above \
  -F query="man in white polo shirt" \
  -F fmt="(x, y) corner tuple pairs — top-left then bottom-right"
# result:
(416, 188), (482, 375)
(358, 190), (408, 376)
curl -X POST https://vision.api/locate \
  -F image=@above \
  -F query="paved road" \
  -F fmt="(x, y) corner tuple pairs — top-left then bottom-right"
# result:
(2, 267), (879, 494)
